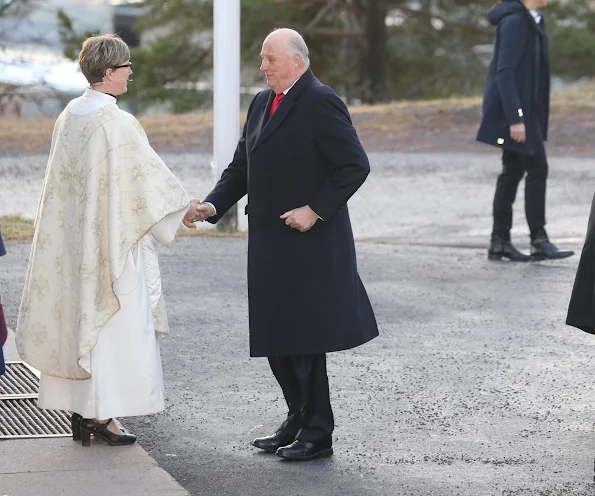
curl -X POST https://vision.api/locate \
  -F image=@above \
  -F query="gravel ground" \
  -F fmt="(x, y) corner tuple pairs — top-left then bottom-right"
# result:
(2, 149), (595, 495)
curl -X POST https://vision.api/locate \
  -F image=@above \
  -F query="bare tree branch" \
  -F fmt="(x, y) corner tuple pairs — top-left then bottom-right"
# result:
(304, 0), (339, 34)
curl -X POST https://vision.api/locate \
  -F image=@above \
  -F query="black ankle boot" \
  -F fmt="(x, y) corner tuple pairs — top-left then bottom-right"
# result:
(80, 418), (137, 447)
(530, 231), (574, 260)
(488, 236), (531, 262)
(71, 412), (82, 441)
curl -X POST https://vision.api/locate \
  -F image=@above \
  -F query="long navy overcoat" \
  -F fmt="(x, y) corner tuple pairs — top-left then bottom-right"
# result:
(204, 69), (379, 357)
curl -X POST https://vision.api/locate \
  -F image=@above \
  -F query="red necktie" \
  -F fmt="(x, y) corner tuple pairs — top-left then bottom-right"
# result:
(268, 93), (285, 118)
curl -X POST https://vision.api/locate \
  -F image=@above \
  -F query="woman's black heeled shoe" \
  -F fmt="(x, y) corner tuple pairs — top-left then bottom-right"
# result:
(70, 413), (83, 441)
(80, 418), (137, 447)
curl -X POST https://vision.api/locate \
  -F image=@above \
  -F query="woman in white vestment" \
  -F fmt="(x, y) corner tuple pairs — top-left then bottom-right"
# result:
(15, 34), (201, 447)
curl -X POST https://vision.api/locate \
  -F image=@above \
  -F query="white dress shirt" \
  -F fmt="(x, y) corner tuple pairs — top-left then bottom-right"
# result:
(530, 9), (541, 24)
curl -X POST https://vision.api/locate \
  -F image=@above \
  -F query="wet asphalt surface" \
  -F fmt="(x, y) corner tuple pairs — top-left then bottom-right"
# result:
(2, 150), (595, 495)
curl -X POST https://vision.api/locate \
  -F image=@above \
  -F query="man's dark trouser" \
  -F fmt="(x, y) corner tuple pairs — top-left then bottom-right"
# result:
(492, 133), (548, 241)
(268, 354), (334, 444)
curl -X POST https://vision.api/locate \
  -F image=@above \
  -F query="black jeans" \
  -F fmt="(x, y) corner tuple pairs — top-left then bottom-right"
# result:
(492, 135), (548, 241)
(268, 354), (334, 444)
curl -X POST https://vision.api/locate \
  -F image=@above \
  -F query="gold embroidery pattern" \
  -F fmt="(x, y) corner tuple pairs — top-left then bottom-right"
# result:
(132, 197), (147, 215)
(147, 158), (161, 172)
(80, 263), (98, 281)
(112, 169), (121, 186)
(92, 220), (103, 240)
(32, 276), (50, 299)
(79, 313), (88, 328)
(30, 322), (48, 346)
(36, 230), (52, 254)
(165, 178), (178, 191)
(54, 256), (63, 275)
(131, 164), (148, 183)
(56, 210), (66, 229)
(99, 174), (109, 194)
(53, 302), (61, 320)
(59, 155), (85, 194)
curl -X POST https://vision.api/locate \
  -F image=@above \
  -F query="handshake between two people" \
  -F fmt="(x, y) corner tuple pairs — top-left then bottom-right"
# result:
(182, 200), (215, 229)
(182, 199), (320, 232)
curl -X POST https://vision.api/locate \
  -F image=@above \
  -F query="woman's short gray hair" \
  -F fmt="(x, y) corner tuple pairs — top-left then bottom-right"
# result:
(78, 34), (130, 85)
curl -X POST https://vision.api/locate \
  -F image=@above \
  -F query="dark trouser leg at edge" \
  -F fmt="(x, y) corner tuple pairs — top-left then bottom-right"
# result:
(492, 150), (525, 241)
(268, 356), (302, 438)
(269, 354), (334, 442)
(251, 357), (302, 453)
(488, 150), (531, 261)
(291, 354), (334, 444)
(523, 127), (574, 259)
(524, 134), (548, 240)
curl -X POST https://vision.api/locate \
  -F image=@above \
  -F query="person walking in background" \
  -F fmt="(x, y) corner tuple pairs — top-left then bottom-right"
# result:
(476, 0), (573, 261)
(15, 34), (201, 447)
(189, 28), (378, 461)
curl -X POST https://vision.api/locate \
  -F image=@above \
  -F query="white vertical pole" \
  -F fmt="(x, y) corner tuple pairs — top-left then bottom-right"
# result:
(213, 0), (240, 230)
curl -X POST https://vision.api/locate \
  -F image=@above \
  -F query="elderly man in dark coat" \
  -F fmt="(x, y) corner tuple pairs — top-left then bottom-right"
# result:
(476, 0), (573, 261)
(194, 28), (378, 460)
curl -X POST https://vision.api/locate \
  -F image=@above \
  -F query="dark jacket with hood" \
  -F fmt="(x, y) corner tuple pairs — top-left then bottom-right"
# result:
(476, 0), (550, 155)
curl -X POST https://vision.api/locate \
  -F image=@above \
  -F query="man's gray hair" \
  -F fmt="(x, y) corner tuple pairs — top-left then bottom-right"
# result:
(272, 28), (310, 67)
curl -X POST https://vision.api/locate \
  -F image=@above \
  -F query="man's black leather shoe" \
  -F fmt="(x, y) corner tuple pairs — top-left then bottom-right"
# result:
(530, 236), (574, 260)
(488, 237), (531, 262)
(275, 439), (333, 461)
(251, 431), (295, 454)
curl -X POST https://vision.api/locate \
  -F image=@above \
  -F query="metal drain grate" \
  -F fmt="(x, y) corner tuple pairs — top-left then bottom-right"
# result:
(0, 361), (40, 398)
(0, 398), (71, 438)
(0, 361), (72, 439)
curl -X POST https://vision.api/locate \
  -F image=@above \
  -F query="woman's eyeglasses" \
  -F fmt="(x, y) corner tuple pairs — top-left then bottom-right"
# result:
(112, 62), (132, 70)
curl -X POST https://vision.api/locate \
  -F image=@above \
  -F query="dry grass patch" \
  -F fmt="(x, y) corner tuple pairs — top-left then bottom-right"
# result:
(3, 82), (595, 154)
(0, 215), (244, 243)
(1, 216), (35, 241)
(176, 226), (246, 237)
(0, 117), (55, 153)
(0, 112), (220, 153)
(139, 111), (219, 149)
